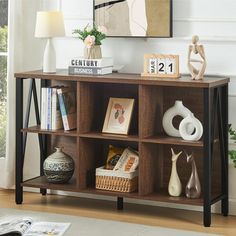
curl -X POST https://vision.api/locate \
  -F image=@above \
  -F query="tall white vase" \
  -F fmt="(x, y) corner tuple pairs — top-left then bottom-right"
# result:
(162, 100), (193, 137)
(168, 148), (182, 197)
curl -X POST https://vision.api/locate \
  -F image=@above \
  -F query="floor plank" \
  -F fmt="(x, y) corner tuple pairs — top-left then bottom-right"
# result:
(0, 189), (235, 235)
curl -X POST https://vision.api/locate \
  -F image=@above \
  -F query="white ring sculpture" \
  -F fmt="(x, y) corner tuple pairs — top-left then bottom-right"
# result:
(162, 100), (193, 137)
(179, 114), (203, 141)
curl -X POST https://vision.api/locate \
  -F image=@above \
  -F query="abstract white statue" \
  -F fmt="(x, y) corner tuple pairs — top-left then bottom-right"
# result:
(168, 148), (183, 197)
(187, 35), (206, 80)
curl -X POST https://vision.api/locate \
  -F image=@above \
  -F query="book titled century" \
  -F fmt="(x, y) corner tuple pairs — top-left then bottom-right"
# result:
(70, 57), (113, 68)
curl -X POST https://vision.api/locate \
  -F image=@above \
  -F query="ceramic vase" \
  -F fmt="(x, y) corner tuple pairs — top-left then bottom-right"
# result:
(84, 45), (102, 59)
(179, 114), (203, 141)
(43, 147), (74, 183)
(162, 100), (193, 137)
(168, 148), (183, 197)
(185, 151), (201, 198)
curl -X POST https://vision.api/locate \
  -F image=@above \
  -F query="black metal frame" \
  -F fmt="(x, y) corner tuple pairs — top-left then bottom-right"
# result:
(15, 78), (47, 204)
(203, 85), (228, 227)
(15, 78), (228, 227)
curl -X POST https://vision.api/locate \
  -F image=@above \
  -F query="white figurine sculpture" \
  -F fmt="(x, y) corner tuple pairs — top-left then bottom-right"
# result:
(187, 35), (206, 80)
(168, 148), (182, 197)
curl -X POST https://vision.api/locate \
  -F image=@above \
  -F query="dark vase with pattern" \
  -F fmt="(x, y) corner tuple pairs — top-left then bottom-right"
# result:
(43, 147), (74, 183)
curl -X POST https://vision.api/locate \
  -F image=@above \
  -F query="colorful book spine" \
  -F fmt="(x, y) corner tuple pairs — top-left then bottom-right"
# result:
(40, 88), (47, 129)
(57, 88), (76, 131)
(68, 66), (112, 75)
(51, 88), (63, 130)
(46, 88), (52, 130)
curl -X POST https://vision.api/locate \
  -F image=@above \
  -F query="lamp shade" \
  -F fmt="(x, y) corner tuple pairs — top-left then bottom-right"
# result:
(35, 11), (65, 38)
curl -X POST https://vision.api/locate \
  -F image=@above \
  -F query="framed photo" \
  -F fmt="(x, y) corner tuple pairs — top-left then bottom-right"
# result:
(102, 98), (135, 135)
(142, 54), (180, 78)
(94, 0), (172, 38)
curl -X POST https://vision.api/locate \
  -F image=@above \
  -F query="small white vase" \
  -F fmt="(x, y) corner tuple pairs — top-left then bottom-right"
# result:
(179, 114), (203, 141)
(84, 45), (102, 59)
(162, 100), (193, 137)
(168, 148), (182, 197)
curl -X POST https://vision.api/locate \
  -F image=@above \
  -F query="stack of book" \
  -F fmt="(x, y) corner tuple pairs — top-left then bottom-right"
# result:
(41, 87), (76, 131)
(68, 57), (113, 75)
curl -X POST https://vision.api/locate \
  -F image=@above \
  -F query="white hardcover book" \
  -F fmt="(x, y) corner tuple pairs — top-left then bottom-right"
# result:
(51, 88), (63, 130)
(40, 88), (47, 129)
(70, 57), (113, 68)
(68, 66), (113, 75)
(46, 88), (52, 130)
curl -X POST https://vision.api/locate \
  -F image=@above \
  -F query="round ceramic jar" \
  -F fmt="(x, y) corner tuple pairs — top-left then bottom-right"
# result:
(43, 147), (74, 183)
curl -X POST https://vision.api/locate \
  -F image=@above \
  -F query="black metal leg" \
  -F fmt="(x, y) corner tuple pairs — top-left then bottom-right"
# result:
(16, 79), (24, 204)
(33, 79), (47, 195)
(22, 79), (33, 158)
(117, 197), (123, 210)
(203, 88), (212, 227)
(221, 85), (229, 216)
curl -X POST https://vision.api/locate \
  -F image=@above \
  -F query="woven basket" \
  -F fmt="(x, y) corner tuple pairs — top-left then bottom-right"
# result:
(95, 166), (138, 192)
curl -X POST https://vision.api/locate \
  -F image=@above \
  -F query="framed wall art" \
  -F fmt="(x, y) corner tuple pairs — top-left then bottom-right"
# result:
(94, 0), (172, 37)
(102, 97), (135, 135)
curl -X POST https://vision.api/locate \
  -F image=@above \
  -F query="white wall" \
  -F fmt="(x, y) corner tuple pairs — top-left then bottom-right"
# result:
(19, 0), (236, 215)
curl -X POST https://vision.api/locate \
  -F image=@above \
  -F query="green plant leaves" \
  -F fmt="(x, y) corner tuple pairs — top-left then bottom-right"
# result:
(72, 26), (106, 45)
(229, 124), (236, 168)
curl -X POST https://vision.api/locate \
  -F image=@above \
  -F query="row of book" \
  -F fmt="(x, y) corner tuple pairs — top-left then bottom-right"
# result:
(41, 86), (76, 131)
(68, 57), (113, 75)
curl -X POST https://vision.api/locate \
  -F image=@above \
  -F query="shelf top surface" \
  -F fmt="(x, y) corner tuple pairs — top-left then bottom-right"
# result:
(15, 69), (229, 88)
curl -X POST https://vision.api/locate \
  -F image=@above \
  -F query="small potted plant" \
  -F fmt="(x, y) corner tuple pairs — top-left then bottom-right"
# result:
(73, 24), (106, 59)
(229, 124), (236, 168)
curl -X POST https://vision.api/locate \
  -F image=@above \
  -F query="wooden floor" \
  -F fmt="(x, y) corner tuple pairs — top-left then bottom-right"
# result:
(0, 190), (235, 235)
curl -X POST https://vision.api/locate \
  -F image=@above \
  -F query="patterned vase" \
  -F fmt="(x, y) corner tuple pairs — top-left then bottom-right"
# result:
(43, 147), (74, 183)
(84, 45), (102, 59)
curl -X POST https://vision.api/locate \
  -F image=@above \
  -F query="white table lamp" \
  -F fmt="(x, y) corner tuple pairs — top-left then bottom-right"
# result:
(35, 11), (65, 73)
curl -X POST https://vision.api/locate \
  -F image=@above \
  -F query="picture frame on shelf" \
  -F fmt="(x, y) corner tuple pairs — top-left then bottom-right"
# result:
(142, 54), (180, 78)
(102, 97), (135, 135)
(93, 0), (173, 38)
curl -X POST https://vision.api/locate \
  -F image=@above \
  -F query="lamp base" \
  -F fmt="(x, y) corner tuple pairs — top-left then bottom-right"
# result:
(43, 38), (56, 73)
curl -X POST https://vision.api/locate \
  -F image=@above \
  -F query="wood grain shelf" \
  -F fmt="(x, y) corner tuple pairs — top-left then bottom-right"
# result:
(22, 176), (78, 192)
(142, 135), (204, 147)
(21, 176), (204, 206)
(79, 132), (139, 142)
(21, 126), (78, 137)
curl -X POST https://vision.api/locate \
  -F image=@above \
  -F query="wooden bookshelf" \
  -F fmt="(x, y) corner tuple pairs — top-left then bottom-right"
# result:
(15, 70), (229, 227)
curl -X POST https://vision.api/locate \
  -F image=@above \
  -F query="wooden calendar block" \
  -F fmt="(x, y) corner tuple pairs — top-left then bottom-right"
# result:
(142, 54), (180, 79)
(165, 58), (175, 75)
(149, 58), (157, 74)
(157, 58), (166, 74)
